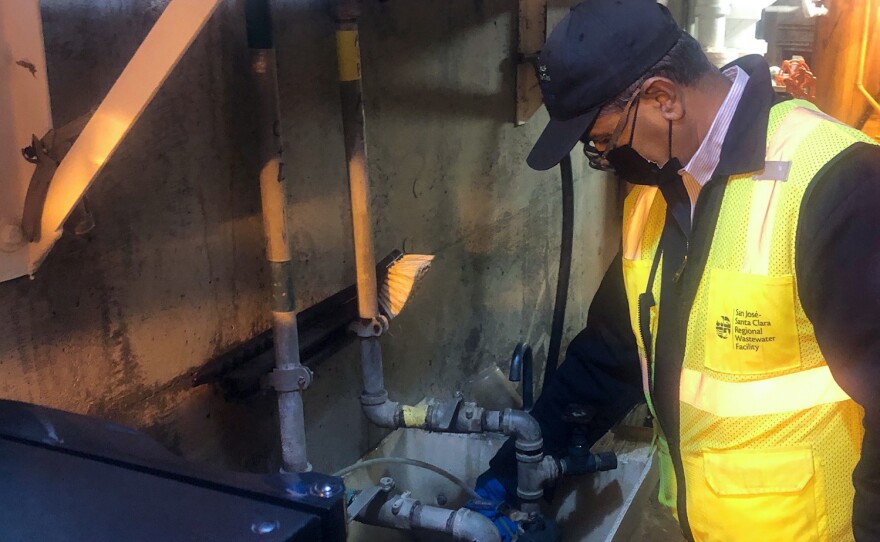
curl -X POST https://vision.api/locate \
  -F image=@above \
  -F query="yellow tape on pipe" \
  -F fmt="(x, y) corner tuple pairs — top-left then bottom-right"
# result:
(402, 405), (428, 428)
(336, 29), (361, 82)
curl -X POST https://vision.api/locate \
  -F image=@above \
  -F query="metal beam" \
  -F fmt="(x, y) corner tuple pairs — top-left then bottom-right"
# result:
(28, 0), (222, 275)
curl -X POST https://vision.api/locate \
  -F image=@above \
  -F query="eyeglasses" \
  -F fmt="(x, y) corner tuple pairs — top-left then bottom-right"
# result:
(583, 88), (642, 171)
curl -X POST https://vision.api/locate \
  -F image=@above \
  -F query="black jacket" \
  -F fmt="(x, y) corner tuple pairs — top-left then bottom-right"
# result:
(490, 55), (880, 541)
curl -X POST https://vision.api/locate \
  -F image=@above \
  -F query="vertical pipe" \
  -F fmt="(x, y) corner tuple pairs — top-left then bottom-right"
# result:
(335, 2), (379, 321)
(335, 1), (393, 411)
(695, 0), (728, 51)
(247, 0), (310, 473)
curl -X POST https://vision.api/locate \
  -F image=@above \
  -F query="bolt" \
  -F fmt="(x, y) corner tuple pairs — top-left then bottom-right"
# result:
(464, 407), (474, 420)
(379, 477), (395, 492)
(251, 520), (279, 535)
(310, 479), (343, 499)
(297, 376), (307, 387)
(436, 493), (448, 506)
(391, 499), (403, 515)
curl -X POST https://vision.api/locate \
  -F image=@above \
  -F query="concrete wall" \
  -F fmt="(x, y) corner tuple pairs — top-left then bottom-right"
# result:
(0, 0), (620, 474)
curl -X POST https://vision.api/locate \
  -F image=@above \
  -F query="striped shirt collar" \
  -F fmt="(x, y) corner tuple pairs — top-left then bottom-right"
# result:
(681, 66), (750, 212)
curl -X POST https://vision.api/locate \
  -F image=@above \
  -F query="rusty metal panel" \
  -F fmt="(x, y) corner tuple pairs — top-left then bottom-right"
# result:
(516, 0), (547, 126)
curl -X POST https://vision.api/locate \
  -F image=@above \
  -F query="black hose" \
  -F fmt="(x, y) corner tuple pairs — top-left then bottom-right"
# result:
(544, 153), (574, 387)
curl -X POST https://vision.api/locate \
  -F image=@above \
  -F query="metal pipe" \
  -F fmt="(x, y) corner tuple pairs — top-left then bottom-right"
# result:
(695, 0), (729, 51)
(508, 343), (534, 410)
(248, 0), (310, 473)
(857, 0), (880, 116)
(359, 333), (402, 427)
(500, 408), (542, 444)
(335, 1), (380, 322)
(356, 495), (502, 542)
(449, 508), (504, 542)
(461, 407), (546, 507)
(332, 0), (398, 435)
(361, 397), (403, 428)
(360, 337), (387, 397)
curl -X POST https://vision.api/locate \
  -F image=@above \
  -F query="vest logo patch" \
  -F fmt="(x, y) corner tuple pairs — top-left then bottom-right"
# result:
(716, 316), (731, 339)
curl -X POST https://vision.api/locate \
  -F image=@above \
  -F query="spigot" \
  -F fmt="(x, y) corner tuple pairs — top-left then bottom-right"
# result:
(509, 343), (534, 410)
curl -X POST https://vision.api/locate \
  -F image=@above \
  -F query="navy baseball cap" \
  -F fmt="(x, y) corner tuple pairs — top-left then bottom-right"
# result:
(527, 0), (682, 171)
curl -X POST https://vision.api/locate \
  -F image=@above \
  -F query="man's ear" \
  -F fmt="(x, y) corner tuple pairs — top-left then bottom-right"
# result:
(641, 77), (684, 121)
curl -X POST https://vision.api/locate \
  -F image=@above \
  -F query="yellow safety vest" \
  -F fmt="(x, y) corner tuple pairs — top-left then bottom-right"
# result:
(622, 99), (877, 541)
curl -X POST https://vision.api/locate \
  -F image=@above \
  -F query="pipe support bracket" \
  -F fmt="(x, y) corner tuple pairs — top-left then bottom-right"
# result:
(269, 366), (313, 392)
(350, 316), (389, 338)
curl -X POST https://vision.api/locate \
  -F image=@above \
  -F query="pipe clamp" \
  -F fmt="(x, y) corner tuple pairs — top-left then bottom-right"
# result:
(350, 316), (389, 338)
(269, 366), (313, 392)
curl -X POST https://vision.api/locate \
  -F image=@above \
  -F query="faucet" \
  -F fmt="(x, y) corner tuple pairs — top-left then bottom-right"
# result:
(509, 342), (534, 410)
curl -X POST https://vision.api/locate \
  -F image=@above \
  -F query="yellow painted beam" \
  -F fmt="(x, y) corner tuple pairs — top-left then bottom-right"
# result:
(31, 0), (222, 274)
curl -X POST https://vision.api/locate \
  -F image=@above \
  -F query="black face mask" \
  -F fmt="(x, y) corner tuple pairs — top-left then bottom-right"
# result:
(605, 99), (683, 187)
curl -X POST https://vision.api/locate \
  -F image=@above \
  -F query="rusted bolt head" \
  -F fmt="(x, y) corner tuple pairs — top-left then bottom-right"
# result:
(379, 477), (395, 492)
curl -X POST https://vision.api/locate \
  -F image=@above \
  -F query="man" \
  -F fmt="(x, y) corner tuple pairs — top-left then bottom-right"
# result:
(478, 1), (880, 540)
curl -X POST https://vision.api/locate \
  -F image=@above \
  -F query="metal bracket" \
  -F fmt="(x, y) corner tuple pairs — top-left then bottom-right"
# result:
(347, 485), (384, 522)
(268, 366), (313, 392)
(20, 112), (93, 242)
(349, 315), (389, 338)
(516, 0), (547, 126)
(428, 396), (463, 431)
(347, 477), (396, 522)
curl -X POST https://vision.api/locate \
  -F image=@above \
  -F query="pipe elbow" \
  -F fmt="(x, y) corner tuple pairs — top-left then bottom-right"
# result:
(451, 508), (503, 542)
(361, 397), (401, 429)
(503, 409), (542, 446)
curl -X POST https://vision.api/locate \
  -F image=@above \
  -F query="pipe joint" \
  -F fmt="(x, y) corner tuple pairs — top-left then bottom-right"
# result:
(335, 0), (362, 22)
(515, 448), (545, 464)
(450, 401), (485, 433)
(517, 455), (554, 503)
(451, 508), (503, 542)
(502, 408), (543, 444)
(269, 366), (313, 392)
(360, 389), (389, 407)
(361, 396), (402, 428)
(351, 316), (388, 338)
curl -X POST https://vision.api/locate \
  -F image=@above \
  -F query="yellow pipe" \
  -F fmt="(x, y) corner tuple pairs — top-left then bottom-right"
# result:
(857, 0), (880, 116)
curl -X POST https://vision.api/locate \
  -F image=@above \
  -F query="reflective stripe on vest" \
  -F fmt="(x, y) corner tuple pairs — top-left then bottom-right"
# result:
(679, 365), (851, 417)
(743, 107), (834, 274)
(677, 106), (854, 419)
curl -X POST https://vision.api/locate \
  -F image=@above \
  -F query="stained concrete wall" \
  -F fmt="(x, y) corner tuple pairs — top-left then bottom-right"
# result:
(0, 0), (620, 474)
